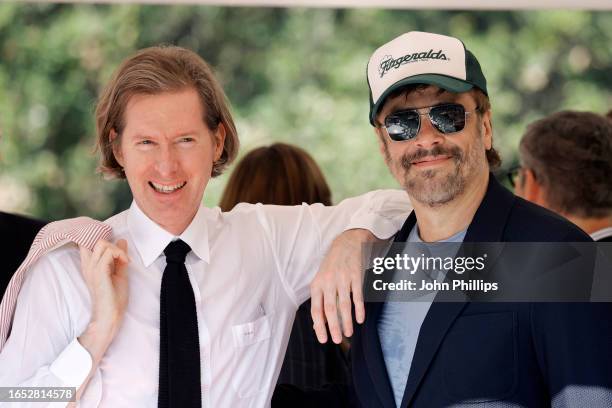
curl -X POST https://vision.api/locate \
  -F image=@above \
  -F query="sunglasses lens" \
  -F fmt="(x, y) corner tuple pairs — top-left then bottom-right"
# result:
(384, 111), (419, 141)
(430, 104), (466, 133)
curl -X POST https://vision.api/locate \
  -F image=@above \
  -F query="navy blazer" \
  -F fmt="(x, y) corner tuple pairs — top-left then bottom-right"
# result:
(351, 175), (612, 408)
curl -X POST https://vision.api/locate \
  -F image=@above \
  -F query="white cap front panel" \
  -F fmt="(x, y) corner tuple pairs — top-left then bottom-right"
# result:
(368, 31), (467, 104)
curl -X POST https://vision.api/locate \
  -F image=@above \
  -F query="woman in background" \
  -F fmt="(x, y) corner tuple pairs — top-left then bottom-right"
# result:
(219, 142), (350, 391)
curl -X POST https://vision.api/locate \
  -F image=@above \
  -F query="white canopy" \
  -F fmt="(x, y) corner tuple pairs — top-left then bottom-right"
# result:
(44, 0), (612, 10)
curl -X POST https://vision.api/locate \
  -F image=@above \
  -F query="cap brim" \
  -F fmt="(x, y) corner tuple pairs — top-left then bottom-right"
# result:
(370, 74), (474, 125)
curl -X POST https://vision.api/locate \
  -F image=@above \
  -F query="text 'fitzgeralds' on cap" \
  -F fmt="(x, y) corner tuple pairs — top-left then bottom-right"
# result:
(367, 31), (488, 125)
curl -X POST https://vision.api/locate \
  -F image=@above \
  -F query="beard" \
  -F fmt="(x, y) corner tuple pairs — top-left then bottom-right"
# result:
(383, 130), (486, 207)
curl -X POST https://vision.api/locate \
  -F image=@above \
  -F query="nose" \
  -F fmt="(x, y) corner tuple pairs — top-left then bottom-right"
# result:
(155, 144), (179, 177)
(414, 114), (444, 149)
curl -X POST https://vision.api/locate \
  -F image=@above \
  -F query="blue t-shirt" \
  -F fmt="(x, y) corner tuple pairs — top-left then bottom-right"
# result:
(377, 225), (466, 407)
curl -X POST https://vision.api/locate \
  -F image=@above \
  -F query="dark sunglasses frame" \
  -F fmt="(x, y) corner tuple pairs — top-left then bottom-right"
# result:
(506, 165), (536, 189)
(381, 103), (479, 142)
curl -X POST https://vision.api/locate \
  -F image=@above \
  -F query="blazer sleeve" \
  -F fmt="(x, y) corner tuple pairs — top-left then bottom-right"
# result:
(531, 302), (612, 406)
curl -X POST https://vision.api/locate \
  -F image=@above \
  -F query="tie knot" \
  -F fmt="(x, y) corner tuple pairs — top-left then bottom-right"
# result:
(164, 239), (191, 264)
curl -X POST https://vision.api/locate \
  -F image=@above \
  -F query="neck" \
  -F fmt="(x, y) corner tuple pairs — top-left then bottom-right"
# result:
(136, 202), (198, 237)
(563, 214), (612, 235)
(162, 221), (191, 236)
(411, 172), (489, 242)
(159, 208), (198, 236)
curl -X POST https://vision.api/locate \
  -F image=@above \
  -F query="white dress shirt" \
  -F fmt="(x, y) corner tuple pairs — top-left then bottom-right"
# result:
(0, 190), (410, 407)
(591, 226), (612, 241)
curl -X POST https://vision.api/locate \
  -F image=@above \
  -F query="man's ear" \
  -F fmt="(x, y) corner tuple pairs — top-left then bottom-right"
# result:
(110, 129), (124, 167)
(213, 123), (227, 162)
(519, 168), (550, 209)
(481, 109), (493, 150)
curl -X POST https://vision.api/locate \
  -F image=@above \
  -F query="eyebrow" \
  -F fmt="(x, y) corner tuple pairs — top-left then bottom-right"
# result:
(176, 131), (199, 137)
(129, 131), (200, 140)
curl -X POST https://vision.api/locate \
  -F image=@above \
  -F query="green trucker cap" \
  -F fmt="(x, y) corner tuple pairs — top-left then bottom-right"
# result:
(367, 31), (488, 125)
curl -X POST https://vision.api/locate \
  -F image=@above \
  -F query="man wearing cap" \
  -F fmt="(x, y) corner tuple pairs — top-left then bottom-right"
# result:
(310, 31), (612, 407)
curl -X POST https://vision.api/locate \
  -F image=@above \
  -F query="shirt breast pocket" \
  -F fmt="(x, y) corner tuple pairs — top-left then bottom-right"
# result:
(230, 314), (275, 398)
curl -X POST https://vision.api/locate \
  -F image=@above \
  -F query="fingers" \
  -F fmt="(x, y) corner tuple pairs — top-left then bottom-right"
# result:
(110, 245), (129, 266)
(323, 285), (342, 344)
(312, 279), (352, 344)
(98, 247), (119, 273)
(351, 273), (365, 324)
(114, 239), (130, 271)
(79, 245), (92, 268)
(310, 229), (374, 345)
(310, 285), (328, 344)
(86, 239), (130, 274)
(337, 278), (354, 338)
(116, 239), (128, 253)
(91, 240), (110, 267)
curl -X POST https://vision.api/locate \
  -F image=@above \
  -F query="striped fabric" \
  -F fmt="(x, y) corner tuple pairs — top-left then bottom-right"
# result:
(0, 216), (110, 351)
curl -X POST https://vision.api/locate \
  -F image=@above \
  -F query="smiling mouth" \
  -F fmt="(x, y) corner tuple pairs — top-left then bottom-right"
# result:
(412, 156), (451, 165)
(149, 181), (187, 194)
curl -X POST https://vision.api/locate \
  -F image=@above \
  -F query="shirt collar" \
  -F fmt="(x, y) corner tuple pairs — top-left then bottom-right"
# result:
(590, 226), (612, 242)
(408, 224), (467, 243)
(127, 201), (210, 267)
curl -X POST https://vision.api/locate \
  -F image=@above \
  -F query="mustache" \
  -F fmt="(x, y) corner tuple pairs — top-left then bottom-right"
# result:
(400, 144), (463, 170)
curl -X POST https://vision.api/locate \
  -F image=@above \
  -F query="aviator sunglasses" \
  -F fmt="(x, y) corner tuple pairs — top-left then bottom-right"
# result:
(381, 103), (479, 142)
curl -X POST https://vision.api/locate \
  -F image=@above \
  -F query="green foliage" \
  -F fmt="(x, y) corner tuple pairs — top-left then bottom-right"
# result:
(0, 4), (610, 219)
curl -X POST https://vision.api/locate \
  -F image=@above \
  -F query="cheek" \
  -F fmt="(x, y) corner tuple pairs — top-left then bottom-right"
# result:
(120, 149), (148, 175)
(391, 141), (417, 160)
(185, 148), (215, 176)
(459, 129), (483, 155)
(120, 149), (137, 174)
(123, 148), (185, 182)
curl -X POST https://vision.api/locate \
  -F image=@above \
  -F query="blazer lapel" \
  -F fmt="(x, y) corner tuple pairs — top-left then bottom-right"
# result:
(399, 299), (467, 407)
(463, 175), (515, 243)
(363, 301), (396, 408)
(399, 174), (515, 407)
(362, 212), (416, 408)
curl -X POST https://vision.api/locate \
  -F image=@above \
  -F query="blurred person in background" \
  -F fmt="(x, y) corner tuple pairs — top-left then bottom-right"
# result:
(0, 132), (47, 299)
(219, 142), (351, 392)
(512, 110), (612, 242)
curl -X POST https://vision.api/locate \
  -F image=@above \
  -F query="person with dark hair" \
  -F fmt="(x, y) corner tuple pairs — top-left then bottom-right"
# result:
(219, 143), (332, 211)
(513, 110), (612, 241)
(310, 31), (612, 407)
(219, 142), (350, 391)
(0, 45), (411, 407)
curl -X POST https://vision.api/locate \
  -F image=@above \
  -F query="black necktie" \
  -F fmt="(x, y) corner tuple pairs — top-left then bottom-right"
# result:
(158, 240), (201, 408)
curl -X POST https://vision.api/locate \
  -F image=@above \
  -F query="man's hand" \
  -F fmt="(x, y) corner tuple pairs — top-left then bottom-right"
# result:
(310, 229), (382, 344)
(78, 239), (130, 364)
